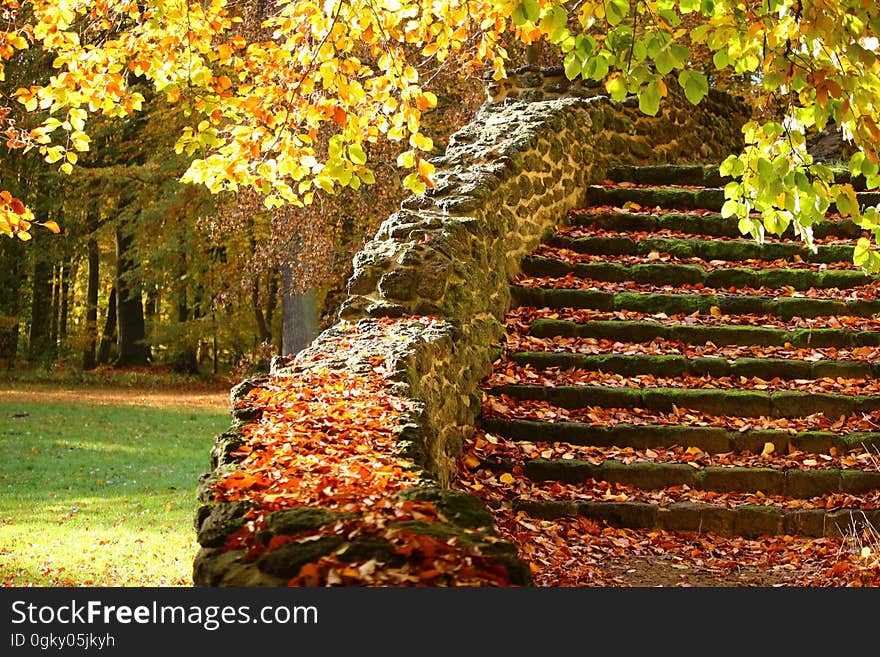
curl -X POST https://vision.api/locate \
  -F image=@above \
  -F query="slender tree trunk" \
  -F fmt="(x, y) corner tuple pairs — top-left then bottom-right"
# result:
(59, 262), (71, 341)
(82, 238), (99, 370)
(280, 262), (317, 357)
(28, 257), (54, 361)
(114, 220), (150, 367)
(0, 239), (23, 365)
(252, 278), (272, 345)
(49, 265), (59, 348)
(170, 250), (198, 373)
(96, 287), (117, 365)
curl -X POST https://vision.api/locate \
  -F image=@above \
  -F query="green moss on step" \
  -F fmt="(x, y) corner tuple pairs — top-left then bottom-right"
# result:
(757, 269), (818, 289)
(811, 360), (873, 379)
(695, 467), (786, 495)
(705, 268), (759, 289)
(630, 263), (704, 286)
(770, 391), (855, 419)
(730, 357), (811, 380)
(788, 328), (854, 348)
(549, 235), (637, 255)
(642, 387), (770, 417)
(613, 292), (710, 315)
(717, 295), (776, 316)
(819, 270), (872, 288)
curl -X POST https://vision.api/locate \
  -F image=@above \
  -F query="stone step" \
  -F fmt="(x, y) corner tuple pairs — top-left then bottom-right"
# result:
(584, 185), (880, 214)
(527, 318), (880, 348)
(514, 498), (880, 539)
(570, 209), (864, 240)
(520, 458), (880, 499)
(521, 256), (872, 290)
(488, 384), (880, 419)
(585, 185), (726, 211)
(508, 351), (878, 380)
(605, 164), (729, 187)
(481, 417), (880, 454)
(510, 286), (880, 319)
(547, 233), (855, 264)
(604, 163), (869, 191)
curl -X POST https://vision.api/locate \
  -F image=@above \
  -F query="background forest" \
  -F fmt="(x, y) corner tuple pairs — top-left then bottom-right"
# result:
(0, 45), (489, 378)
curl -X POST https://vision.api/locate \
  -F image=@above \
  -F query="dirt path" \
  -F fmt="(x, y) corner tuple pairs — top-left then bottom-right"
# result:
(0, 382), (230, 411)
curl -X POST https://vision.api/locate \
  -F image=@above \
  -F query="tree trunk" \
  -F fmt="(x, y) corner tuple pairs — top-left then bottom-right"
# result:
(280, 262), (317, 357)
(169, 250), (198, 374)
(252, 278), (272, 345)
(28, 256), (54, 361)
(49, 264), (59, 348)
(82, 238), (99, 370)
(96, 287), (117, 365)
(0, 239), (24, 365)
(114, 220), (150, 367)
(59, 262), (71, 341)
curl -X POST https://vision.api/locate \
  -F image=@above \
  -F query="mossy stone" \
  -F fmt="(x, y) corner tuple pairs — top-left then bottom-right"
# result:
(613, 292), (706, 315)
(770, 391), (855, 419)
(398, 487), (495, 529)
(695, 466), (786, 495)
(785, 469), (842, 498)
(729, 357), (811, 380)
(777, 297), (848, 320)
(255, 536), (345, 579)
(705, 268), (759, 289)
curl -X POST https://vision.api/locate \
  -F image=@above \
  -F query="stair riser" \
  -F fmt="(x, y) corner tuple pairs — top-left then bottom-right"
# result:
(512, 287), (880, 319)
(529, 319), (880, 349)
(570, 211), (863, 240)
(585, 186), (880, 216)
(523, 458), (880, 498)
(509, 352), (879, 380)
(521, 257), (872, 291)
(514, 500), (880, 539)
(547, 235), (855, 265)
(480, 417), (880, 454)
(490, 385), (880, 419)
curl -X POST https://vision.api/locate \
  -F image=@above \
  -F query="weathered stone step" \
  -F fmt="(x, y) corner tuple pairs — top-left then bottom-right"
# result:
(584, 185), (880, 214)
(511, 286), (880, 319)
(481, 417), (880, 454)
(528, 318), (880, 348)
(570, 209), (863, 240)
(523, 458), (880, 498)
(521, 256), (871, 291)
(514, 499), (880, 539)
(508, 351), (878, 380)
(489, 384), (880, 419)
(585, 185), (726, 211)
(547, 233), (855, 264)
(605, 164), (728, 187)
(605, 163), (870, 191)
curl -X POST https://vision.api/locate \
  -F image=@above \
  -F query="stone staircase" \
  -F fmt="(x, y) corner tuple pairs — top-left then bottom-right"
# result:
(477, 164), (880, 541)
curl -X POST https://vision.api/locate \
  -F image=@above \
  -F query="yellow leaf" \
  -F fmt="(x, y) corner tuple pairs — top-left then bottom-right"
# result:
(42, 220), (60, 234)
(499, 472), (515, 484)
(761, 442), (775, 457)
(710, 306), (723, 318)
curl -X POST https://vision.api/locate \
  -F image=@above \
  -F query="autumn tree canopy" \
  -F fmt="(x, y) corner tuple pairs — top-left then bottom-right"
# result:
(2, 1), (880, 268)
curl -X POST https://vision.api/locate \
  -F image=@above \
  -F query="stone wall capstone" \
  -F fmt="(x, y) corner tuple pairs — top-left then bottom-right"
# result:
(192, 67), (750, 586)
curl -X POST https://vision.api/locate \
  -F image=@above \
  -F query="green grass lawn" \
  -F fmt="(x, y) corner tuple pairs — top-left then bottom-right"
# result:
(0, 390), (229, 586)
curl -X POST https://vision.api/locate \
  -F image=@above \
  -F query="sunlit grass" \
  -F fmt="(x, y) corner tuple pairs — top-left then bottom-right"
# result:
(0, 395), (229, 586)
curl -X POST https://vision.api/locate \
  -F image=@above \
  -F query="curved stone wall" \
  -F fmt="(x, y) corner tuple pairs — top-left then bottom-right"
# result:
(192, 68), (750, 586)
